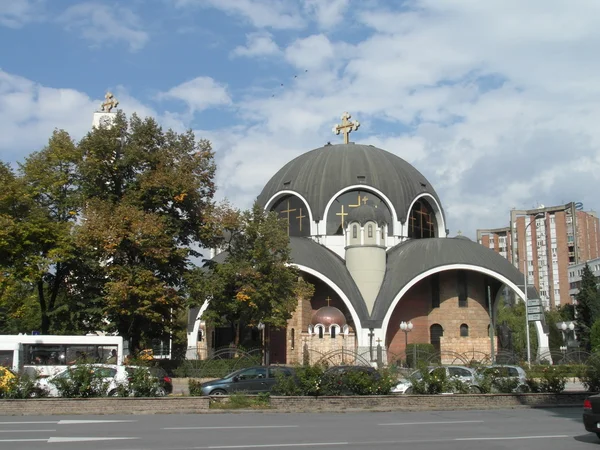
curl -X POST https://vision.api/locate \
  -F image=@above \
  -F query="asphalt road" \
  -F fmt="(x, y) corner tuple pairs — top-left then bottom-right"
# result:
(0, 407), (595, 450)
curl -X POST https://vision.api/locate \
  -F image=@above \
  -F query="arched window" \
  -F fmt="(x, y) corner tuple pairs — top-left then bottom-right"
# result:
(460, 324), (469, 337)
(430, 324), (444, 353)
(408, 200), (436, 239)
(330, 326), (337, 339)
(368, 224), (373, 238)
(314, 325), (324, 339)
(291, 328), (295, 349)
(352, 224), (358, 239)
(197, 328), (203, 342)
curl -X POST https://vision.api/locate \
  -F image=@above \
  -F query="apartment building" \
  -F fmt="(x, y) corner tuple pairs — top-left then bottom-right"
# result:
(477, 202), (600, 309)
(568, 257), (600, 301)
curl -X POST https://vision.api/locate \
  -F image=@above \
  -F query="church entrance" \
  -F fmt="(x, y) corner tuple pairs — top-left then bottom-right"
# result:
(268, 328), (287, 364)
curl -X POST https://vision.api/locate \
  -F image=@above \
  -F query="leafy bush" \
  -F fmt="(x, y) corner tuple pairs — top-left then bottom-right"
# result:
(0, 374), (43, 399)
(51, 365), (110, 398)
(404, 344), (436, 367)
(273, 365), (324, 396)
(125, 367), (164, 397)
(188, 379), (203, 396)
(527, 364), (584, 378)
(409, 366), (452, 395)
(538, 367), (567, 393)
(273, 365), (395, 396)
(475, 368), (521, 393)
(579, 355), (600, 392)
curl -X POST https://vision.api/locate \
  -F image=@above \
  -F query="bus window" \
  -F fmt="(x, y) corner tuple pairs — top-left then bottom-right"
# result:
(0, 351), (13, 368)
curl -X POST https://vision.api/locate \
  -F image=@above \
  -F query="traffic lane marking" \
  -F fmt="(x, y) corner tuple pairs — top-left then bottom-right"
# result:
(379, 420), (484, 426)
(164, 426), (299, 430)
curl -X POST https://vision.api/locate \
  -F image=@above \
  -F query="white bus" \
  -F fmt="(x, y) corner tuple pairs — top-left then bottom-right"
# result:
(0, 334), (125, 377)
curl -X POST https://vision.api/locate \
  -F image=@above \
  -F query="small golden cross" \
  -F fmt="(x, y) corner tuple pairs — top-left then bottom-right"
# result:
(336, 205), (348, 229)
(296, 208), (306, 232)
(326, 297), (331, 306)
(332, 112), (360, 144)
(376, 338), (382, 345)
(361, 195), (369, 205)
(280, 200), (297, 236)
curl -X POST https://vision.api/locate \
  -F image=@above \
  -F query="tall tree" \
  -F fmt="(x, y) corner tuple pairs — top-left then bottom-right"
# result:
(192, 202), (314, 347)
(76, 113), (216, 351)
(18, 130), (82, 334)
(575, 263), (600, 350)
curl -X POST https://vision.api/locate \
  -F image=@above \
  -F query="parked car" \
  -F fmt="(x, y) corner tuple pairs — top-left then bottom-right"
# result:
(200, 366), (294, 396)
(480, 365), (528, 392)
(583, 395), (600, 439)
(37, 364), (171, 397)
(36, 364), (126, 397)
(392, 365), (479, 394)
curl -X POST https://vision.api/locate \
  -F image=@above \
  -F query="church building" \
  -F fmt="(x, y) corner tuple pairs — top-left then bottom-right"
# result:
(187, 112), (547, 365)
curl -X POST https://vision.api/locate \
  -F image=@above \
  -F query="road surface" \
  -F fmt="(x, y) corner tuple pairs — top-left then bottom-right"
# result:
(0, 407), (594, 450)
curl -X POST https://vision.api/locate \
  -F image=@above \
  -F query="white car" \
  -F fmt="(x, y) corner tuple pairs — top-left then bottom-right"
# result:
(392, 365), (478, 394)
(36, 364), (128, 397)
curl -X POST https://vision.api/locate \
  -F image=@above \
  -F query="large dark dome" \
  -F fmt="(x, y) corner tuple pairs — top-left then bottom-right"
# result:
(256, 143), (443, 223)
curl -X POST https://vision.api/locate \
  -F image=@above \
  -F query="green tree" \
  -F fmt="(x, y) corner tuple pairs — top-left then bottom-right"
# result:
(575, 263), (600, 351)
(17, 130), (82, 334)
(76, 113), (217, 351)
(590, 318), (600, 352)
(495, 299), (538, 357)
(192, 202), (314, 346)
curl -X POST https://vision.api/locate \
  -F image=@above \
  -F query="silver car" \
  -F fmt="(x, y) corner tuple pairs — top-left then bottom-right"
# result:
(392, 365), (479, 394)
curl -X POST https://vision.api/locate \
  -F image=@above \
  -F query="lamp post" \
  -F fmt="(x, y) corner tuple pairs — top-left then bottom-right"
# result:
(400, 321), (414, 367)
(522, 211), (545, 367)
(257, 321), (268, 366)
(557, 321), (575, 356)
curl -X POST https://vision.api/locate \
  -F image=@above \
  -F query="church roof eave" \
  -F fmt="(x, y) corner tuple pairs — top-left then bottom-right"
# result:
(369, 237), (538, 326)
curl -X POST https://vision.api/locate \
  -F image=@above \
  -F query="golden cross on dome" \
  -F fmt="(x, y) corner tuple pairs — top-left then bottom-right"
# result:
(332, 112), (360, 144)
(362, 195), (369, 205)
(326, 297), (332, 306)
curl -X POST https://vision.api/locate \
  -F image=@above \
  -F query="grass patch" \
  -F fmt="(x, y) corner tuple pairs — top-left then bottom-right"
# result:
(209, 392), (271, 410)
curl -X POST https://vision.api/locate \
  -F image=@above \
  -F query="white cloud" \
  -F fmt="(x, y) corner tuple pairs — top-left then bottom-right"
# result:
(59, 2), (149, 51)
(0, 0), (44, 28)
(200, 0), (600, 237)
(173, 0), (304, 30)
(302, 0), (350, 29)
(231, 32), (280, 58)
(0, 70), (185, 164)
(284, 34), (339, 70)
(159, 77), (232, 113)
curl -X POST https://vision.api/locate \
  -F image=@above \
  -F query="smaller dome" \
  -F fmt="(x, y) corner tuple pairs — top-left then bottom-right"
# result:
(311, 306), (347, 326)
(347, 204), (387, 227)
(454, 235), (472, 241)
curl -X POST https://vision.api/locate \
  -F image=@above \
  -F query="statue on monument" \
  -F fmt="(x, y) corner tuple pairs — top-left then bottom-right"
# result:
(498, 321), (513, 351)
(100, 92), (119, 112)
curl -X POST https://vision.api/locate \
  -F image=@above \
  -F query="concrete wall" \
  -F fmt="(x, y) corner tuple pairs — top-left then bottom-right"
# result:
(345, 245), (386, 314)
(0, 393), (587, 416)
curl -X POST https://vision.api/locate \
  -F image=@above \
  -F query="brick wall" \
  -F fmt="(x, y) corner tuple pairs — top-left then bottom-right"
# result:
(269, 392), (588, 412)
(386, 270), (494, 360)
(1, 393), (587, 416)
(0, 397), (210, 416)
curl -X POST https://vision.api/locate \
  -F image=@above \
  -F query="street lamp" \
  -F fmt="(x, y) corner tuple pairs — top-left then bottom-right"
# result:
(400, 321), (414, 367)
(257, 321), (268, 366)
(522, 211), (545, 367)
(557, 321), (575, 354)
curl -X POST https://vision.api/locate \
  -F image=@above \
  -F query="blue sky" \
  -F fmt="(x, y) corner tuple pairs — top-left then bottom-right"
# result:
(2, 0), (600, 237)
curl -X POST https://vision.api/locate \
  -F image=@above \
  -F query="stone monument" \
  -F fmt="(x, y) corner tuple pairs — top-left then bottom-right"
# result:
(92, 92), (119, 129)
